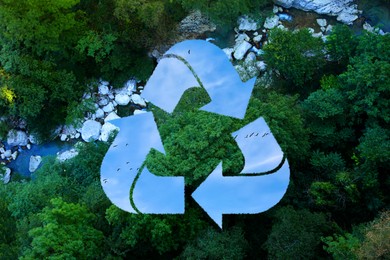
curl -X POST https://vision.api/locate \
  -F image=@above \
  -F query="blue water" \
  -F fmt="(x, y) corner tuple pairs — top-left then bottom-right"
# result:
(4, 141), (73, 176)
(358, 0), (390, 32)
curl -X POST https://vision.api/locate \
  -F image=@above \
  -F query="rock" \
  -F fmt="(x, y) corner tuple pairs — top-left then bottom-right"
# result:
(57, 149), (79, 162)
(277, 13), (293, 22)
(179, 10), (216, 35)
(320, 26), (326, 32)
(102, 102), (115, 113)
(273, 5), (279, 14)
(0, 154), (4, 160)
(60, 134), (67, 142)
(316, 18), (327, 27)
(222, 48), (234, 60)
(2, 167), (11, 184)
(250, 46), (265, 56)
(235, 33), (250, 43)
(99, 122), (119, 142)
(245, 52), (257, 63)
(11, 151), (17, 160)
(98, 97), (109, 106)
(307, 27), (315, 34)
(253, 34), (263, 43)
(81, 120), (102, 142)
(98, 83), (109, 95)
(29, 134), (38, 144)
(29, 155), (42, 173)
(115, 94), (130, 106)
(124, 79), (137, 93)
(363, 22), (374, 33)
(277, 24), (287, 31)
(274, 0), (359, 25)
(133, 109), (147, 115)
(75, 133), (80, 139)
(131, 94), (147, 107)
(0, 147), (4, 153)
(104, 112), (120, 122)
(95, 108), (105, 119)
(233, 40), (252, 60)
(7, 130), (28, 146)
(337, 12), (358, 24)
(4, 150), (11, 158)
(312, 32), (323, 38)
(238, 16), (258, 31)
(256, 61), (267, 71)
(263, 15), (279, 29)
(253, 32), (259, 36)
(27, 144), (31, 150)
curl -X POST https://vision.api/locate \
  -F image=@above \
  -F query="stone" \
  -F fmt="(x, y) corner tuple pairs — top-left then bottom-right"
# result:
(29, 155), (42, 173)
(235, 33), (250, 43)
(133, 109), (147, 115)
(7, 130), (28, 146)
(104, 112), (120, 122)
(238, 16), (258, 31)
(95, 108), (105, 119)
(179, 10), (216, 34)
(273, 5), (279, 14)
(131, 94), (147, 107)
(27, 144), (31, 150)
(98, 97), (109, 106)
(363, 22), (374, 33)
(312, 32), (323, 38)
(316, 18), (327, 27)
(0, 154), (4, 160)
(102, 102), (115, 113)
(57, 149), (79, 162)
(4, 150), (11, 158)
(320, 26), (326, 32)
(337, 12), (358, 24)
(115, 94), (130, 106)
(0, 147), (4, 153)
(98, 82), (109, 95)
(75, 133), (80, 139)
(277, 24), (287, 31)
(256, 61), (267, 71)
(99, 122), (119, 142)
(245, 52), (257, 63)
(29, 134), (38, 144)
(81, 120), (102, 142)
(3, 167), (11, 184)
(274, 0), (359, 25)
(222, 48), (234, 60)
(11, 151), (17, 160)
(60, 134), (67, 142)
(263, 15), (279, 29)
(253, 34), (263, 43)
(233, 41), (252, 60)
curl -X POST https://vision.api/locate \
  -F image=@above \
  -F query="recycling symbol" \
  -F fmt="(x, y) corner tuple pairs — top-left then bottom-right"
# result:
(100, 40), (290, 228)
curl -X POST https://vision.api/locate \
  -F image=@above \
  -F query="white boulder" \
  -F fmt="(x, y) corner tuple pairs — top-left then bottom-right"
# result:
(98, 83), (110, 95)
(57, 149), (79, 162)
(3, 150), (11, 158)
(60, 134), (67, 142)
(233, 41), (252, 60)
(133, 109), (147, 115)
(222, 48), (234, 60)
(263, 15), (280, 29)
(102, 102), (115, 113)
(131, 94), (147, 107)
(253, 34), (263, 43)
(2, 167), (11, 184)
(115, 94), (131, 106)
(99, 122), (119, 142)
(256, 61), (267, 71)
(29, 155), (42, 173)
(337, 12), (358, 24)
(7, 130), (28, 146)
(95, 108), (105, 119)
(81, 120), (102, 142)
(238, 16), (258, 31)
(104, 112), (120, 122)
(316, 18), (327, 27)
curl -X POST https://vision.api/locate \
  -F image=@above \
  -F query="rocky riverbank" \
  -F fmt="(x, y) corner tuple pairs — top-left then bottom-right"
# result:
(1, 1), (387, 184)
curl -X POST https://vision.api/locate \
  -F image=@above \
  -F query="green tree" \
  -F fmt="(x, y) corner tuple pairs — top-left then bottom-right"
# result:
(263, 28), (325, 89)
(21, 198), (103, 259)
(180, 227), (249, 259)
(264, 206), (332, 259)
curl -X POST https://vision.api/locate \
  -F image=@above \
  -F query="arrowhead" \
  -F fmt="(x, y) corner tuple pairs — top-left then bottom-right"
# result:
(200, 77), (256, 119)
(192, 162), (224, 228)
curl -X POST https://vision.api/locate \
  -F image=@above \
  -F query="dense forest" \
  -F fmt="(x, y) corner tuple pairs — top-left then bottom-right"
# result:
(0, 0), (389, 259)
